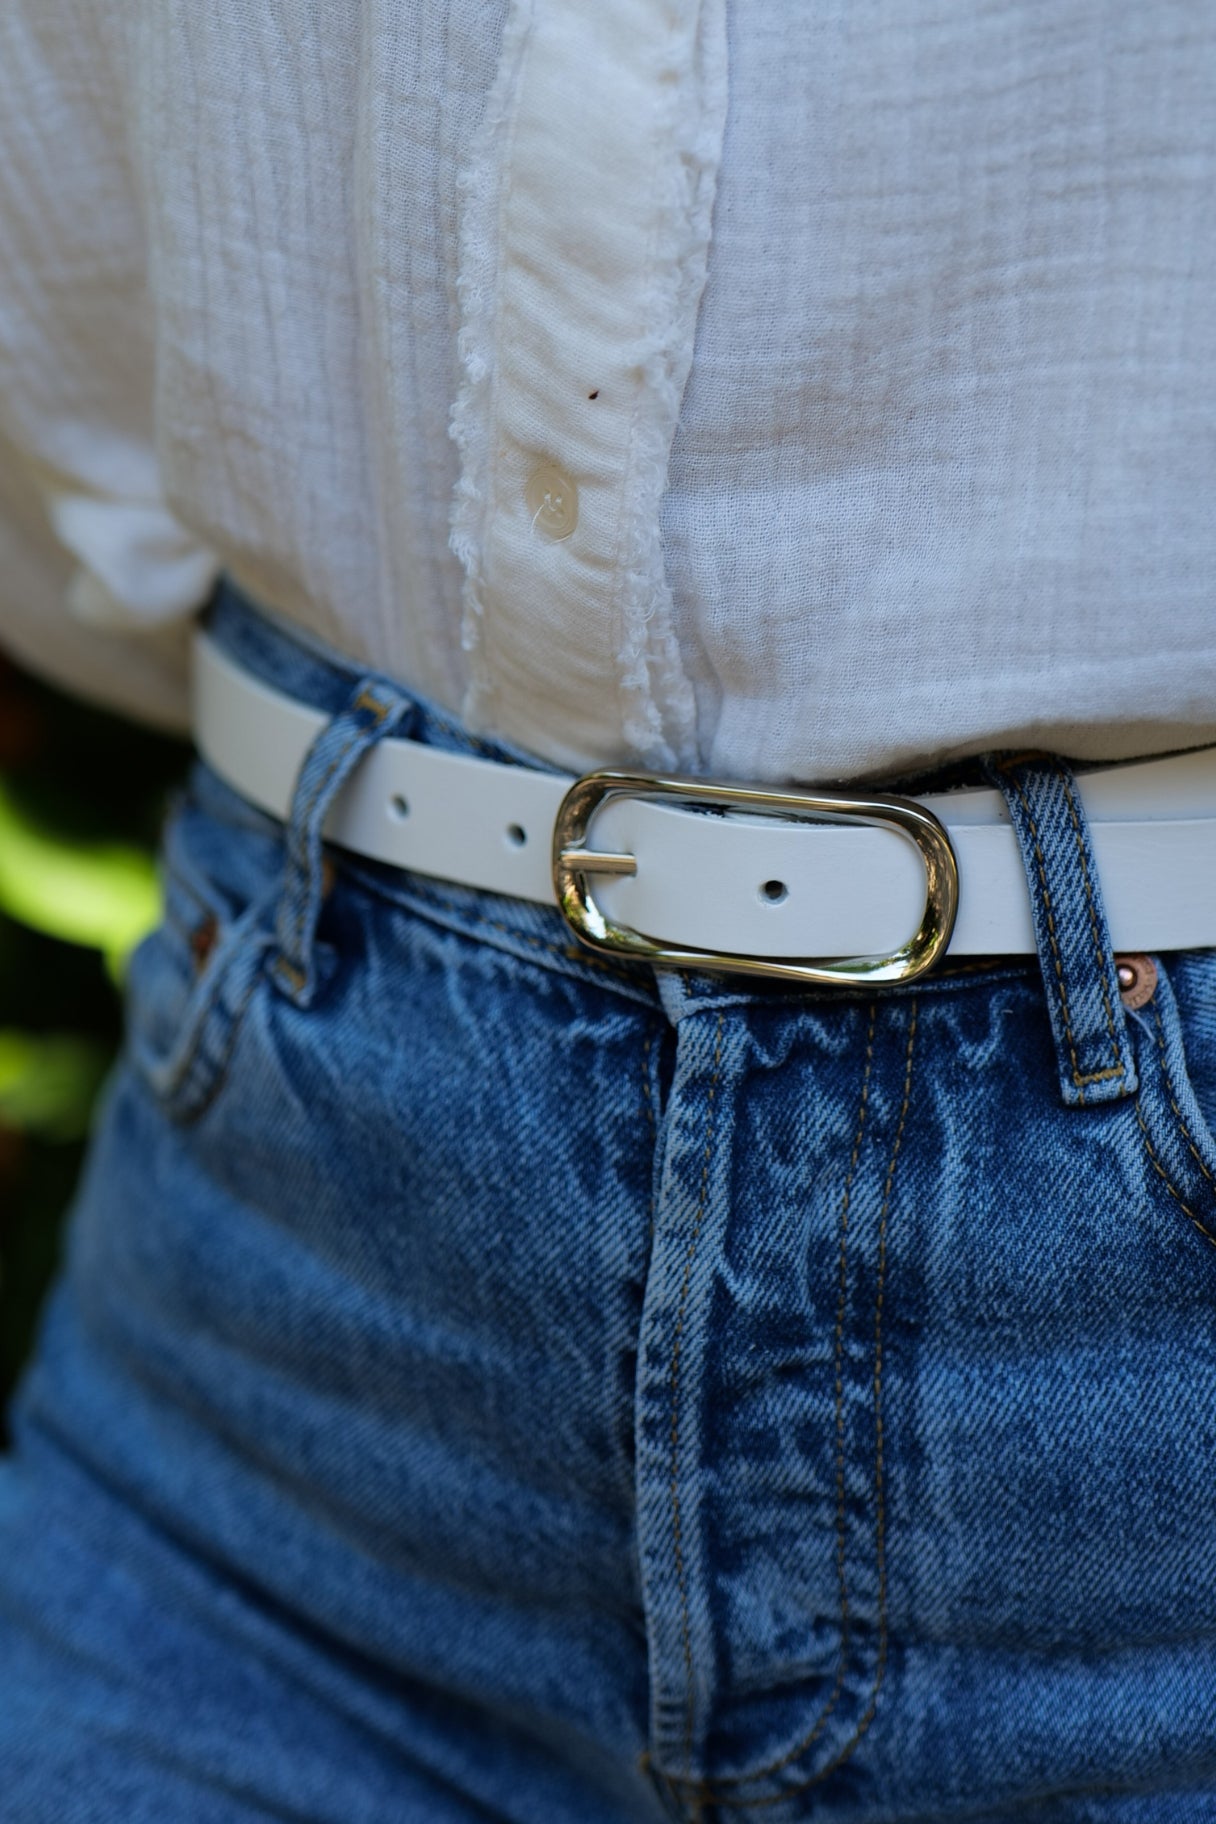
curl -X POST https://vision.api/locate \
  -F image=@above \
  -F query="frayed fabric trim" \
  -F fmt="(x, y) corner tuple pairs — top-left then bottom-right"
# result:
(615, 0), (728, 767)
(447, 0), (728, 771)
(447, 0), (536, 735)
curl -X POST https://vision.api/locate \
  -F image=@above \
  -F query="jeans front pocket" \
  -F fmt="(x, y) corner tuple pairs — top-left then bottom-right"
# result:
(1126, 948), (1216, 1255)
(124, 769), (281, 1124)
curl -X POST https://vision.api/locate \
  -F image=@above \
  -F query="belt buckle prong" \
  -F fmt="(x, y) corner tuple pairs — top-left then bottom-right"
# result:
(551, 769), (960, 987)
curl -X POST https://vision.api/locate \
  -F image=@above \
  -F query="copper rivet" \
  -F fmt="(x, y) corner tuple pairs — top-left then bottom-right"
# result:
(1114, 953), (1157, 1011)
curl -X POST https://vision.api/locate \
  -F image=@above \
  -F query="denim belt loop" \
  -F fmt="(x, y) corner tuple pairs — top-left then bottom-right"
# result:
(984, 751), (1137, 1107)
(271, 677), (415, 1008)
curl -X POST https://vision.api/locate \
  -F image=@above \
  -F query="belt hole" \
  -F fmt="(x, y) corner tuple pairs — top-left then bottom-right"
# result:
(506, 823), (527, 848)
(389, 794), (410, 821)
(760, 879), (788, 905)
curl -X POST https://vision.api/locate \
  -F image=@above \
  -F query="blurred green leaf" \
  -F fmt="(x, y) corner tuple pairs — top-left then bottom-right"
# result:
(0, 661), (188, 1433)
(0, 777), (161, 976)
(0, 1029), (110, 1141)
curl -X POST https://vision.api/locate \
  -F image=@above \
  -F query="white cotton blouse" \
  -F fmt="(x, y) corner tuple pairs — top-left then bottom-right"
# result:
(0, 1), (1214, 784)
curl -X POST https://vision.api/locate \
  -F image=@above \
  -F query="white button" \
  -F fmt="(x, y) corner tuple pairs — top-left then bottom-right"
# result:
(525, 464), (578, 541)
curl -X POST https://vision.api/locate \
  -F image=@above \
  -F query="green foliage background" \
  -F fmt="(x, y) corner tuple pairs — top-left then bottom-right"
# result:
(0, 656), (188, 1427)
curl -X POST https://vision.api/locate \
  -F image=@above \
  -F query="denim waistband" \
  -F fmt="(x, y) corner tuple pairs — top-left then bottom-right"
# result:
(201, 579), (676, 1017)
(202, 578), (1139, 1106)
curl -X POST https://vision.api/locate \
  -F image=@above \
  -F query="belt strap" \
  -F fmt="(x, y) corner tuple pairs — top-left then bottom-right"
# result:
(193, 631), (1216, 961)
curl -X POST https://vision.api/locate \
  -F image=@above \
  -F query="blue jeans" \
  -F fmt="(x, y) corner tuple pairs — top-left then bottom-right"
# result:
(5, 585), (1216, 1822)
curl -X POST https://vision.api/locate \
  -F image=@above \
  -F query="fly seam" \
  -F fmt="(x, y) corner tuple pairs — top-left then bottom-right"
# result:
(671, 1011), (727, 1778)
(688, 1006), (880, 1799)
(641, 1028), (656, 1137)
(641, 1028), (658, 1236)
(1054, 763), (1124, 1075)
(843, 1000), (920, 1762)
(725, 1001), (920, 1809)
(1151, 1002), (1216, 1195)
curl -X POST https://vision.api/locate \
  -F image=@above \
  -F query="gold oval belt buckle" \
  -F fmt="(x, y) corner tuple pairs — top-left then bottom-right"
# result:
(552, 770), (960, 988)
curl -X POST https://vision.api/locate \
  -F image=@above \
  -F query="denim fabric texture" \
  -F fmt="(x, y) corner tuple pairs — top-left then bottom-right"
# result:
(4, 587), (1216, 1821)
(981, 753), (1137, 1109)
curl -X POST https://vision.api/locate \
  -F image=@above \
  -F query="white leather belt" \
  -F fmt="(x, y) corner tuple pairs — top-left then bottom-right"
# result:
(193, 630), (1216, 985)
